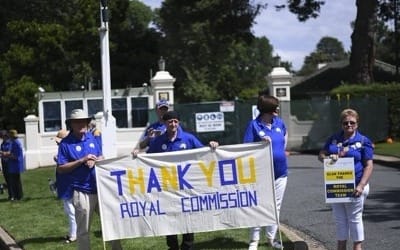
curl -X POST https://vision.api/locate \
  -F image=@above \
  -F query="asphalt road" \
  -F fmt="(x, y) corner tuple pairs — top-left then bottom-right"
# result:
(282, 154), (400, 250)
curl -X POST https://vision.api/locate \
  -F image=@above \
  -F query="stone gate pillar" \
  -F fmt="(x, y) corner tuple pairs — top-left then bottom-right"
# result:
(267, 67), (292, 102)
(267, 67), (293, 147)
(150, 57), (176, 109)
(24, 114), (40, 169)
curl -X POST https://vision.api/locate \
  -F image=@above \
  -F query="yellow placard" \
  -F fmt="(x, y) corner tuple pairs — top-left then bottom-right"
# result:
(325, 170), (354, 180)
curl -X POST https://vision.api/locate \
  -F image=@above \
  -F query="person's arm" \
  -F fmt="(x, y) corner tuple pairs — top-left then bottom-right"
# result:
(5, 141), (21, 160)
(354, 159), (373, 196)
(57, 142), (99, 173)
(318, 150), (327, 162)
(243, 121), (255, 143)
(318, 135), (339, 162)
(282, 119), (288, 149)
(139, 128), (161, 149)
(0, 150), (10, 158)
(139, 136), (150, 149)
(354, 137), (374, 196)
(284, 132), (288, 149)
(318, 149), (339, 162)
(57, 154), (98, 173)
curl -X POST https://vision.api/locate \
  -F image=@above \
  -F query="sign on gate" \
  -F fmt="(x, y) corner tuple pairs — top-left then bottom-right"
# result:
(195, 112), (225, 132)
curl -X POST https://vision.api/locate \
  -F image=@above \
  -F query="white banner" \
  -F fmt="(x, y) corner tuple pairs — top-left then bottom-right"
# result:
(96, 142), (277, 241)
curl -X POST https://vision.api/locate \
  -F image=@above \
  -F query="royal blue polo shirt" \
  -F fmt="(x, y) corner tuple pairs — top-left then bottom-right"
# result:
(322, 130), (374, 185)
(7, 139), (24, 173)
(143, 121), (167, 137)
(147, 129), (204, 153)
(243, 115), (288, 179)
(1, 138), (12, 165)
(140, 121), (167, 146)
(57, 132), (102, 198)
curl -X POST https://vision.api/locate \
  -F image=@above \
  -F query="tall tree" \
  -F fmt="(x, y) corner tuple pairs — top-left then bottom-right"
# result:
(375, 20), (396, 66)
(298, 36), (348, 76)
(279, 0), (396, 84)
(0, 0), (162, 131)
(377, 0), (400, 77)
(156, 0), (271, 101)
(108, 0), (162, 88)
(350, 0), (378, 84)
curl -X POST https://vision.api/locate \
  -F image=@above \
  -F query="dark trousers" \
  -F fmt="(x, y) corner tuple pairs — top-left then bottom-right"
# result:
(166, 233), (194, 250)
(1, 162), (11, 199)
(8, 173), (23, 200)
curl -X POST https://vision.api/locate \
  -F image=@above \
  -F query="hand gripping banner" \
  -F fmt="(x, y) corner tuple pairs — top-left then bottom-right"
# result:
(96, 142), (277, 241)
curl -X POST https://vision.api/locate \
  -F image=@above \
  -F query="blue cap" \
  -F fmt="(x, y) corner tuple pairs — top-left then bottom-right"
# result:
(156, 99), (169, 109)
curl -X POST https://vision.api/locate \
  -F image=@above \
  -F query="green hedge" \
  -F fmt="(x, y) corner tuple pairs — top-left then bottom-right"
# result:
(331, 83), (400, 139)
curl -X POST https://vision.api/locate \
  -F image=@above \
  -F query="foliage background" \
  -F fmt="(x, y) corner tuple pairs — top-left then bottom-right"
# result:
(331, 83), (400, 138)
(1, 0), (399, 137)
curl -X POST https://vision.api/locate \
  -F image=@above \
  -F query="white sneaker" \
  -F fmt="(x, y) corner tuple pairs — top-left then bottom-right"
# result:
(269, 241), (283, 249)
(65, 235), (76, 244)
(248, 240), (259, 250)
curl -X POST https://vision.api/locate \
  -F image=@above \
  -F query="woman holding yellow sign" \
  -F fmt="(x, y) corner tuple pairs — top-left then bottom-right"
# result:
(318, 108), (374, 250)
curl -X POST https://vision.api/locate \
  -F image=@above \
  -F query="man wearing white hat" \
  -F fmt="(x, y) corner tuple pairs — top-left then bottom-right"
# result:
(56, 109), (122, 250)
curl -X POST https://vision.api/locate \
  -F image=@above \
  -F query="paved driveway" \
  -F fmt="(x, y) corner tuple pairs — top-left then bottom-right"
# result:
(281, 154), (400, 250)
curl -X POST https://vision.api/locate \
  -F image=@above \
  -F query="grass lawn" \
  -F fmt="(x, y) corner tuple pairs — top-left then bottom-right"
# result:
(373, 141), (400, 158)
(0, 166), (292, 250)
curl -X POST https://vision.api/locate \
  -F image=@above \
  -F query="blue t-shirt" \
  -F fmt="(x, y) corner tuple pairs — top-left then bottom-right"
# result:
(56, 132), (102, 199)
(1, 138), (12, 165)
(7, 139), (24, 173)
(243, 115), (288, 179)
(322, 130), (373, 185)
(147, 129), (204, 153)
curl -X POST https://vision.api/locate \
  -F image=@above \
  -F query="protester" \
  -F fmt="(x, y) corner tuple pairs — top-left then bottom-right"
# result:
(52, 129), (77, 244)
(318, 108), (374, 250)
(138, 99), (170, 149)
(88, 119), (102, 151)
(133, 110), (219, 250)
(0, 130), (12, 199)
(56, 109), (122, 250)
(2, 129), (25, 201)
(243, 93), (288, 250)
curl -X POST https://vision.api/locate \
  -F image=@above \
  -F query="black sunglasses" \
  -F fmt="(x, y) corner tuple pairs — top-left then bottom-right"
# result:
(342, 121), (357, 126)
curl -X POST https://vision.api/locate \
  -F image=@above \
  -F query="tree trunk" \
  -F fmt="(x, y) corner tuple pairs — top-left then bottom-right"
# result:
(350, 0), (378, 84)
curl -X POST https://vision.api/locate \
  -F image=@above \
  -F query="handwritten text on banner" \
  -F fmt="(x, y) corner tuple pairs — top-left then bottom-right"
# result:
(96, 142), (277, 241)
